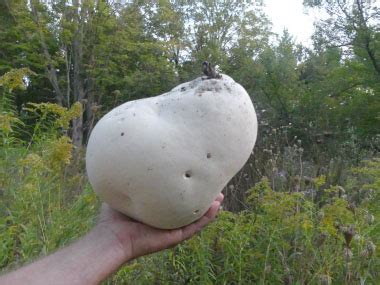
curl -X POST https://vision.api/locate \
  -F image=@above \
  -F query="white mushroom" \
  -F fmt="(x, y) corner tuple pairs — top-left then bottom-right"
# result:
(86, 74), (258, 229)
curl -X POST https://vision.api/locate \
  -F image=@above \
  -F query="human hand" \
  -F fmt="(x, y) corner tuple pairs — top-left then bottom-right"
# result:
(97, 193), (224, 261)
(0, 195), (223, 285)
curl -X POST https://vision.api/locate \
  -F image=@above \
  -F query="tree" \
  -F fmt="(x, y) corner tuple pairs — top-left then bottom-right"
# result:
(304, 0), (380, 79)
(303, 0), (380, 143)
(1, 0), (179, 147)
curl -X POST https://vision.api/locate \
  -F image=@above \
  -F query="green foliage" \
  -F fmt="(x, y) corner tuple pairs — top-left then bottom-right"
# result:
(0, 0), (379, 284)
(351, 158), (380, 245)
(0, 68), (35, 92)
(22, 101), (82, 143)
(0, 75), (94, 270)
(0, 132), (97, 270)
(102, 172), (379, 284)
(0, 69), (35, 145)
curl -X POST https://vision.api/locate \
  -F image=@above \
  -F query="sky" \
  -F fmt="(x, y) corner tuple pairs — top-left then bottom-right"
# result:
(262, 0), (319, 47)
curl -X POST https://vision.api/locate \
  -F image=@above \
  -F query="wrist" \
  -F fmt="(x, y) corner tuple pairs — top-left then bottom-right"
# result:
(68, 224), (133, 284)
(92, 223), (133, 261)
(93, 222), (134, 262)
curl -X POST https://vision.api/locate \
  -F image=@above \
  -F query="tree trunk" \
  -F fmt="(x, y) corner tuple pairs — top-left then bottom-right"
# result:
(71, 0), (86, 148)
(30, 0), (65, 106)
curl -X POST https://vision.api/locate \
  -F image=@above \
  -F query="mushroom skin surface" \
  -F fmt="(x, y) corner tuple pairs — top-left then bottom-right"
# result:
(86, 74), (258, 229)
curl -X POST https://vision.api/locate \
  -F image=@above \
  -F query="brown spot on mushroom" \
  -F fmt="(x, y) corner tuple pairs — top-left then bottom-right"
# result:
(184, 170), (192, 178)
(206, 152), (212, 159)
(121, 132), (125, 136)
(215, 86), (222, 92)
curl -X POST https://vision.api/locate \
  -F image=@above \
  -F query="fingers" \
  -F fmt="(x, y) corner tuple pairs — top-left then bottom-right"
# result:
(215, 192), (224, 203)
(180, 193), (224, 240)
(181, 200), (220, 239)
(196, 192), (224, 226)
(201, 200), (220, 221)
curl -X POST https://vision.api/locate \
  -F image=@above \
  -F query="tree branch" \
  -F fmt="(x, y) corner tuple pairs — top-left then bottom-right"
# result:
(30, 0), (65, 106)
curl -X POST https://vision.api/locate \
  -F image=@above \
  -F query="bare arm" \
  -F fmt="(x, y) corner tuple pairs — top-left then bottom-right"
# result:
(0, 194), (223, 285)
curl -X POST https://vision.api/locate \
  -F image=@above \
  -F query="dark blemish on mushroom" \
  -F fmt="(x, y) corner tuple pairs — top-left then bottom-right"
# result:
(224, 83), (232, 92)
(181, 86), (186, 91)
(184, 170), (192, 178)
(124, 194), (132, 203)
(206, 152), (212, 159)
(193, 209), (200, 214)
(121, 132), (125, 136)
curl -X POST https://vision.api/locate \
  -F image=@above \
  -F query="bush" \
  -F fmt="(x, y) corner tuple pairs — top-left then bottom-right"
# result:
(0, 72), (97, 271)
(106, 168), (379, 284)
(1, 70), (378, 284)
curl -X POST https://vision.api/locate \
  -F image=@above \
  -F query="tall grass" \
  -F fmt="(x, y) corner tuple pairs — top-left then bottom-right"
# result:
(104, 170), (379, 284)
(1, 70), (379, 284)
(0, 70), (97, 270)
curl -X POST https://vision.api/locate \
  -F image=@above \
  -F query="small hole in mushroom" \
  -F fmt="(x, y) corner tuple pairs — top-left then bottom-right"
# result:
(206, 152), (212, 159)
(193, 209), (200, 214)
(184, 170), (192, 178)
(121, 132), (125, 136)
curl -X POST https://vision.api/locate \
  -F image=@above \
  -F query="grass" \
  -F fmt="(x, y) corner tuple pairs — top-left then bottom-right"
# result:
(0, 98), (379, 284)
(1, 148), (379, 284)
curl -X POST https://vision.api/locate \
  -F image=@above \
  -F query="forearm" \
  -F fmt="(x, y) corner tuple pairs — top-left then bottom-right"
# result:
(1, 197), (222, 284)
(0, 225), (130, 285)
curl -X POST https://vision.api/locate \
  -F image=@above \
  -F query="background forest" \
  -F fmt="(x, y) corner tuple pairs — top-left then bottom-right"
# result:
(0, 0), (379, 284)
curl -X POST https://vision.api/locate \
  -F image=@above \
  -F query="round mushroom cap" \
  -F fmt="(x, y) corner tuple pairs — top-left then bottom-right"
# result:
(86, 74), (258, 229)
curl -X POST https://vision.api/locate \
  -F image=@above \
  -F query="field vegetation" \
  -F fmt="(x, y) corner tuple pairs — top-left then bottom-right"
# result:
(1, 0), (379, 284)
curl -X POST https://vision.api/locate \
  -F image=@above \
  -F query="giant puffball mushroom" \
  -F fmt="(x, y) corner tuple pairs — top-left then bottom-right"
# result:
(86, 74), (258, 229)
